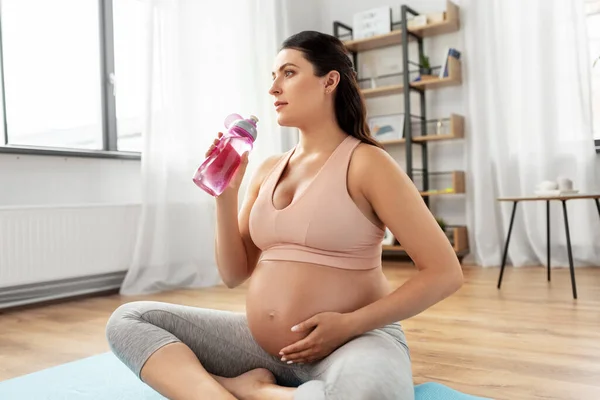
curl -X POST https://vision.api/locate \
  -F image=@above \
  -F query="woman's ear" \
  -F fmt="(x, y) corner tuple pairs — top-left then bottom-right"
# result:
(324, 70), (341, 93)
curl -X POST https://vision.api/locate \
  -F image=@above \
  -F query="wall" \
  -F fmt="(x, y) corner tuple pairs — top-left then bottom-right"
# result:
(284, 0), (323, 35)
(0, 153), (142, 289)
(0, 154), (141, 207)
(318, 0), (468, 228)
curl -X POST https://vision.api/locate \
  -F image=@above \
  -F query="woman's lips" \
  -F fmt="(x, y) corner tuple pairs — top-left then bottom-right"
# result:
(274, 101), (288, 111)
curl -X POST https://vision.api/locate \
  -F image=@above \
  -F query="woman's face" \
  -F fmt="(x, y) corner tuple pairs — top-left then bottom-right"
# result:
(269, 49), (332, 128)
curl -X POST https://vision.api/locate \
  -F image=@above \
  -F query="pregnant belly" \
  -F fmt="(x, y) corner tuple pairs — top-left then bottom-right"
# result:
(245, 260), (391, 357)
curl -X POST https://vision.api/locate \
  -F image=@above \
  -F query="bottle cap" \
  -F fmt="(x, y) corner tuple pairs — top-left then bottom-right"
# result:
(225, 113), (258, 141)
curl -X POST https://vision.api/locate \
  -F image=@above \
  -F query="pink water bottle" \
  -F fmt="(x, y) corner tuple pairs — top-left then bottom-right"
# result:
(193, 113), (259, 196)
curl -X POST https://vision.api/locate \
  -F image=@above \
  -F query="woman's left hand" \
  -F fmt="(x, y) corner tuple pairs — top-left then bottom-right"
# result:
(279, 312), (357, 364)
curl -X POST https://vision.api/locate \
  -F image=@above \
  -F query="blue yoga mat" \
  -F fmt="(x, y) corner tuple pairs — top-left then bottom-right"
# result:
(0, 352), (491, 399)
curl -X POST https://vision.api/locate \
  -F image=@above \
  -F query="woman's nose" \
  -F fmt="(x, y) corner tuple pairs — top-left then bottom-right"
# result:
(269, 82), (281, 96)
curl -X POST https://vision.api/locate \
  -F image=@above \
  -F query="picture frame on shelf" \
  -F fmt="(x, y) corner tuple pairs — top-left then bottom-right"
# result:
(368, 113), (405, 142)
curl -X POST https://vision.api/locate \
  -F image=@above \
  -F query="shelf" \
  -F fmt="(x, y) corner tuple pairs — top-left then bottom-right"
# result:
(361, 57), (461, 99)
(409, 0), (460, 38)
(418, 170), (465, 196)
(362, 84), (404, 99)
(382, 226), (469, 254)
(420, 190), (457, 196)
(343, 1), (460, 52)
(410, 56), (462, 89)
(379, 114), (464, 146)
(413, 134), (460, 142)
(345, 31), (404, 53)
(379, 138), (407, 145)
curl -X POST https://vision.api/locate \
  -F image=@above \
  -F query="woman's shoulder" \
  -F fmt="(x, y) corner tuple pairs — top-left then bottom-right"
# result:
(348, 141), (409, 191)
(350, 142), (397, 172)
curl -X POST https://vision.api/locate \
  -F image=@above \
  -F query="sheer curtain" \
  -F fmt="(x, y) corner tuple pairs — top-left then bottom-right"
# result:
(120, 0), (288, 295)
(462, 0), (600, 268)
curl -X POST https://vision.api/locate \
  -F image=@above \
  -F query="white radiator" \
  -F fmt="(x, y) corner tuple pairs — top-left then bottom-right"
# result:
(0, 204), (140, 307)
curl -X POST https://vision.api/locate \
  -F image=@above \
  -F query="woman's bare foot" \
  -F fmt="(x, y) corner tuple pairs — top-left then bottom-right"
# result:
(214, 369), (274, 399)
(214, 368), (294, 400)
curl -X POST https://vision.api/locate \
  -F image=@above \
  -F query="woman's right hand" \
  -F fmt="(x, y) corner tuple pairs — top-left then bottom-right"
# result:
(206, 132), (250, 197)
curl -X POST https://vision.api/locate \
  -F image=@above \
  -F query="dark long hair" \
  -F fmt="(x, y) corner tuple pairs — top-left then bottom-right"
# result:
(281, 31), (382, 148)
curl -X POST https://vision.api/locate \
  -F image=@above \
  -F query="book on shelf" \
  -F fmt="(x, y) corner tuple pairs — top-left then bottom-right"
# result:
(439, 47), (461, 78)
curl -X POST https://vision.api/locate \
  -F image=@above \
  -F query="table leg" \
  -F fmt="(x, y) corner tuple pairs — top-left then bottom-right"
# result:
(498, 201), (518, 289)
(595, 198), (600, 220)
(546, 200), (551, 282)
(561, 200), (577, 300)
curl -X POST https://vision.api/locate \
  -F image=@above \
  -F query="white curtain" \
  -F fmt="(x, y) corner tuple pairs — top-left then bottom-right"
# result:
(120, 0), (289, 295)
(462, 0), (600, 268)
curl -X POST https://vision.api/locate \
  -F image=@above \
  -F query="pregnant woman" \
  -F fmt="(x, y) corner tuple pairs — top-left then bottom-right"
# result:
(106, 31), (464, 400)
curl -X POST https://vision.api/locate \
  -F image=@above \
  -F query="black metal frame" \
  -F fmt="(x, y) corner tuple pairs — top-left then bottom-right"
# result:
(497, 197), (600, 300)
(401, 5), (429, 206)
(0, 0), (141, 161)
(595, 138), (600, 154)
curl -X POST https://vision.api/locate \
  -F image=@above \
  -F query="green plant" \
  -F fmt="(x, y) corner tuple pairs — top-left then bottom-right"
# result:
(420, 54), (431, 75)
(594, 55), (600, 68)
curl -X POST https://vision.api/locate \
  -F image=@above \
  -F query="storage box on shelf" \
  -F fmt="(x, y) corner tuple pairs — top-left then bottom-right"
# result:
(334, 0), (468, 258)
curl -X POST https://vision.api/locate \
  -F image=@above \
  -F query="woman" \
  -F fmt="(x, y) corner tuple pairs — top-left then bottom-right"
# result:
(106, 31), (463, 400)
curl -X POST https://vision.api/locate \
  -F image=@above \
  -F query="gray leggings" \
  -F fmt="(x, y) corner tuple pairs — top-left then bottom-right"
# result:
(105, 301), (414, 400)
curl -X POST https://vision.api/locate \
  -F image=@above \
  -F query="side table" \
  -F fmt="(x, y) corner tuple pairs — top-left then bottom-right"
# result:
(496, 194), (600, 299)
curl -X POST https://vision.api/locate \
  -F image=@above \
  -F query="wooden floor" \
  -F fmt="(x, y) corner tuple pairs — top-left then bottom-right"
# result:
(1, 262), (600, 400)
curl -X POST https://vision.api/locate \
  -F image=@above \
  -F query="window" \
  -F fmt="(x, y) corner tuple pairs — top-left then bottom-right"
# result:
(2, 0), (103, 150)
(585, 0), (600, 148)
(113, 0), (145, 153)
(0, 0), (144, 158)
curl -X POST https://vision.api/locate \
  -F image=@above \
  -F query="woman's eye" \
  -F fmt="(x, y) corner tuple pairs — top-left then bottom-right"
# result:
(285, 70), (294, 77)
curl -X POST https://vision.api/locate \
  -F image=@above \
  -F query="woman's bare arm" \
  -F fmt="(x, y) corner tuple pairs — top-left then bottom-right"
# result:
(345, 144), (464, 334)
(214, 154), (282, 288)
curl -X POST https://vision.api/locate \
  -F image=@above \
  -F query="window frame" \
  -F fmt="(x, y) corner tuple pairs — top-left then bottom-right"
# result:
(0, 0), (141, 160)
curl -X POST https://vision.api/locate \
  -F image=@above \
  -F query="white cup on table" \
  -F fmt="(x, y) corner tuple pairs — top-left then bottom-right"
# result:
(557, 176), (574, 191)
